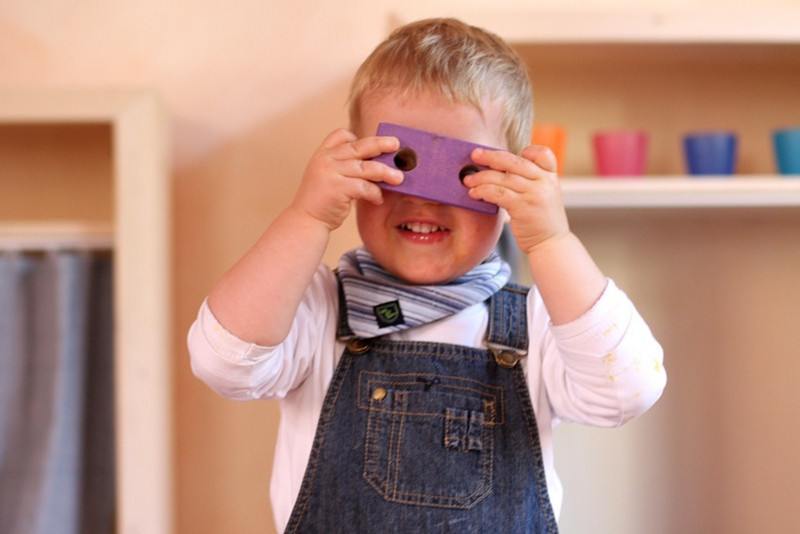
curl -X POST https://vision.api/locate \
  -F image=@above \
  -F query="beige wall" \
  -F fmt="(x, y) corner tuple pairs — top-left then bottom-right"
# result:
(3, 1), (798, 533)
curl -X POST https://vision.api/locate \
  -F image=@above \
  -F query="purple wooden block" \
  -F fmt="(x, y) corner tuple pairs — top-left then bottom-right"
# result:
(371, 122), (499, 214)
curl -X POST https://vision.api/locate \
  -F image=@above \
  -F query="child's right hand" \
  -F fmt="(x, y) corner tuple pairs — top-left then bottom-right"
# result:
(207, 128), (401, 345)
(292, 128), (403, 231)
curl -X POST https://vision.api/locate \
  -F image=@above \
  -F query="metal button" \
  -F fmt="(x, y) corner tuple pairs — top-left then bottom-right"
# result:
(487, 343), (526, 369)
(372, 387), (387, 401)
(346, 338), (371, 354)
(493, 349), (521, 369)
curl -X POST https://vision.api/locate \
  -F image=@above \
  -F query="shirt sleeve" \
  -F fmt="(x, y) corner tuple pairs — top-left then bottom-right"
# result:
(530, 279), (666, 428)
(187, 265), (340, 401)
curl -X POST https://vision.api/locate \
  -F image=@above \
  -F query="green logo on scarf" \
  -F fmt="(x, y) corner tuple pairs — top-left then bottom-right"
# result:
(373, 300), (404, 328)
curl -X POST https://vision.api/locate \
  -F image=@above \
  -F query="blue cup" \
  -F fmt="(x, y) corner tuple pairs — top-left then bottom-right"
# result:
(773, 127), (800, 175)
(683, 132), (737, 176)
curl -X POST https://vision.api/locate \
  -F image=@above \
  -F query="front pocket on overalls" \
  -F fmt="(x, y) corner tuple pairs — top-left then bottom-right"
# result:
(358, 371), (503, 509)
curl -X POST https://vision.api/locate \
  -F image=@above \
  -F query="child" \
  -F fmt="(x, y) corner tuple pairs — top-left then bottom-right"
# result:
(189, 18), (666, 533)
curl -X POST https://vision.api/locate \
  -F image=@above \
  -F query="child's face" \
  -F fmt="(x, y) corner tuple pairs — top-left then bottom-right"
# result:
(354, 89), (507, 285)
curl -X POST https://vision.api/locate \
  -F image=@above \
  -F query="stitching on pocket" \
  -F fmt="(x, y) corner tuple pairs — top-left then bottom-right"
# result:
(363, 385), (495, 509)
(467, 410), (484, 452)
(444, 407), (468, 451)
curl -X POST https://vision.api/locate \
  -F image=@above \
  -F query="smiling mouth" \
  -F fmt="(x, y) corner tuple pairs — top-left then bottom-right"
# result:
(399, 222), (448, 234)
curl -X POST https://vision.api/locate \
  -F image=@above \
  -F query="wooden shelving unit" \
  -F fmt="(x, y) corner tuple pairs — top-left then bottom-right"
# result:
(0, 89), (172, 534)
(391, 9), (800, 534)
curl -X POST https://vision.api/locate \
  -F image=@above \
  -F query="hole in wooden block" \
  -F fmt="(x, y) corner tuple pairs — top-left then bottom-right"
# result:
(393, 147), (418, 172)
(459, 164), (481, 183)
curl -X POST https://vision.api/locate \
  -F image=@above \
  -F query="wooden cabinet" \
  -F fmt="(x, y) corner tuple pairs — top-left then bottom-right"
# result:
(0, 89), (172, 533)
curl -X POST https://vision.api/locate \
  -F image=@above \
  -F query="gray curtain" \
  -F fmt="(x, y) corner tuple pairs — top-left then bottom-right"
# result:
(0, 251), (115, 534)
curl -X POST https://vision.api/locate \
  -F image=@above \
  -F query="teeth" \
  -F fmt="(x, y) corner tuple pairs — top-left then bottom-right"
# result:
(402, 222), (443, 234)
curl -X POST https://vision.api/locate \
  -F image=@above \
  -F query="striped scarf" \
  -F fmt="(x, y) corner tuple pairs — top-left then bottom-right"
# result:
(337, 247), (511, 339)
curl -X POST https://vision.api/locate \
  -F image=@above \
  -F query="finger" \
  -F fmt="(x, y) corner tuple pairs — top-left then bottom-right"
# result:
(340, 159), (403, 185)
(472, 146), (555, 176)
(522, 145), (558, 174)
(320, 128), (358, 149)
(467, 173), (563, 213)
(336, 134), (399, 161)
(465, 178), (520, 208)
(319, 129), (399, 160)
(462, 166), (532, 197)
(349, 178), (385, 205)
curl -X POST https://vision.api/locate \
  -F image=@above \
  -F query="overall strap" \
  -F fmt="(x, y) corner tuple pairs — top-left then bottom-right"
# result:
(334, 270), (356, 340)
(485, 283), (529, 368)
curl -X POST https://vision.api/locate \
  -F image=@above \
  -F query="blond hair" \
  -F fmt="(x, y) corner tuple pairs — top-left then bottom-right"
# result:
(348, 18), (533, 155)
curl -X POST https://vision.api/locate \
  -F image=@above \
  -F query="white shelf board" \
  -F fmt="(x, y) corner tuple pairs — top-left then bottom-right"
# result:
(561, 177), (800, 209)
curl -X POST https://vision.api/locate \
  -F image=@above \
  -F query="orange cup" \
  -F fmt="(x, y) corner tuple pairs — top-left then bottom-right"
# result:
(532, 123), (566, 175)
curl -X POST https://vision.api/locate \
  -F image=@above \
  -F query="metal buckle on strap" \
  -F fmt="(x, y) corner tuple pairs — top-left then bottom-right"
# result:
(486, 342), (527, 369)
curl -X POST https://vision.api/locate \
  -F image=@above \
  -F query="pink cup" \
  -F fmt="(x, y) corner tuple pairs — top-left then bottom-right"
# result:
(592, 130), (648, 177)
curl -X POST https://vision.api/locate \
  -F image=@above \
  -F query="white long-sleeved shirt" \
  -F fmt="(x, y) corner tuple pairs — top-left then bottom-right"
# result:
(188, 265), (666, 532)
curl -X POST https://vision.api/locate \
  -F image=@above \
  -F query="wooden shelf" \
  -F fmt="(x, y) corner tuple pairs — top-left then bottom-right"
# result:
(561, 177), (800, 209)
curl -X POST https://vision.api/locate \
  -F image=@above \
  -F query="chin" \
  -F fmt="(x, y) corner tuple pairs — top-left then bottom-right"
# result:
(390, 262), (464, 286)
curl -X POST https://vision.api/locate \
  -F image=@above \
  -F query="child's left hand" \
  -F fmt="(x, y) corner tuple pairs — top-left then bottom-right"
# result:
(465, 146), (569, 255)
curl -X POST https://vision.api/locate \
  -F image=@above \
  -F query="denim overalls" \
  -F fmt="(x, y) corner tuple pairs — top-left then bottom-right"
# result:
(285, 283), (559, 533)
